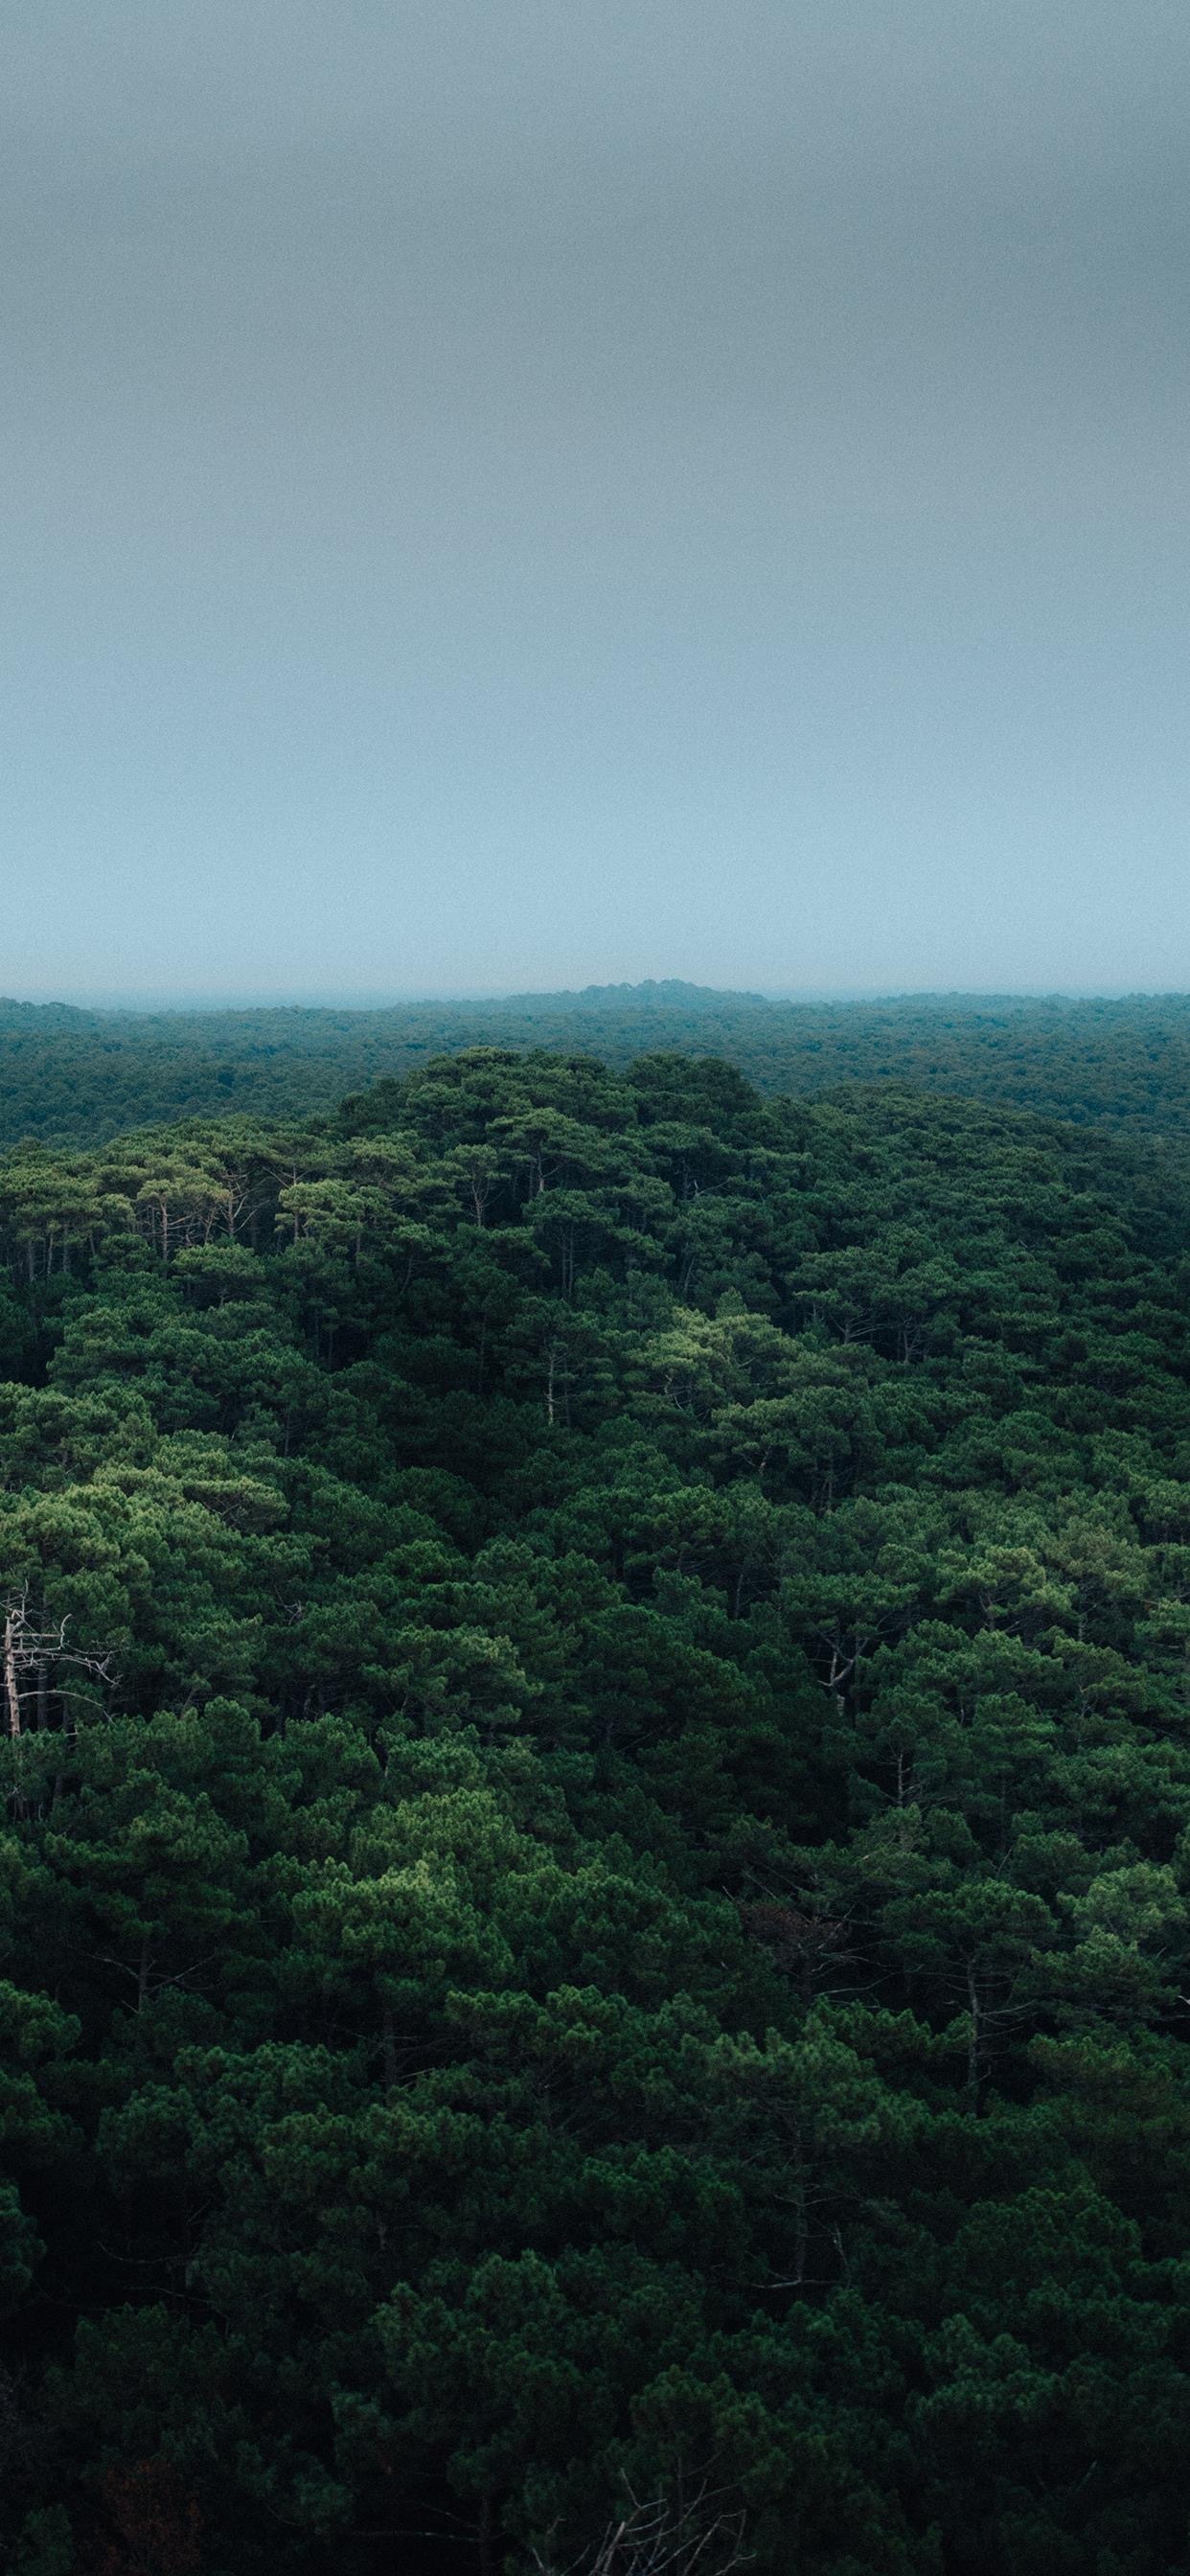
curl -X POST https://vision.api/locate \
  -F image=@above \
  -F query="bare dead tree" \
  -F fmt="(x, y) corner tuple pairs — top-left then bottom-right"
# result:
(3, 1589), (116, 1740)
(532, 2479), (750, 2576)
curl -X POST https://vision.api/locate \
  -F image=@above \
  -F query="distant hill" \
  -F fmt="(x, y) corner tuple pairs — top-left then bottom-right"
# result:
(2, 984), (1190, 1145)
(502, 978), (771, 1011)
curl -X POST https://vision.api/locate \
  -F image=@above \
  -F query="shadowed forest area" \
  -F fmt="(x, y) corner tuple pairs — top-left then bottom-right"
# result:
(4, 1021), (1190, 2571)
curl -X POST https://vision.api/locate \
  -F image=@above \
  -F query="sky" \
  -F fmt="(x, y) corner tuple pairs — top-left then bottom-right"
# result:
(1, 1), (1187, 1002)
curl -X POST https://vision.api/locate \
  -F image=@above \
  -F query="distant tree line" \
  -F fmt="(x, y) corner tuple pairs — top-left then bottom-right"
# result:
(4, 984), (1190, 1145)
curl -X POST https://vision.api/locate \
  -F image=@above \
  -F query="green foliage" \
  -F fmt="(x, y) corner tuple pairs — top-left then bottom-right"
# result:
(2, 1046), (1190, 2571)
(8, 984), (1190, 1147)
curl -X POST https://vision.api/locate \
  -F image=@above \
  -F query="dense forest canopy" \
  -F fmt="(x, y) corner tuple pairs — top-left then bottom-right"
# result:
(4, 1041), (1190, 2572)
(6, 985), (1190, 1144)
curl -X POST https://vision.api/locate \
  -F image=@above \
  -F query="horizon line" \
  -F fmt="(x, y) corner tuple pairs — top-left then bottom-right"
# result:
(3, 981), (1189, 1016)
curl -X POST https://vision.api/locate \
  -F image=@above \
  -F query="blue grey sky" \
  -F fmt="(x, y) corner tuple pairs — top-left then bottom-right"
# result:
(2, 2), (1186, 1000)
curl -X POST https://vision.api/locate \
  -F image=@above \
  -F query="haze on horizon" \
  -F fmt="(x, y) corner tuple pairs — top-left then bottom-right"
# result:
(3, 2), (1187, 1005)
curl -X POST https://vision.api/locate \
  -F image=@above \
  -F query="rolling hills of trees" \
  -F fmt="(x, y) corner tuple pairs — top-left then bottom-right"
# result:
(4, 1038), (1190, 2572)
(5, 985), (1190, 1144)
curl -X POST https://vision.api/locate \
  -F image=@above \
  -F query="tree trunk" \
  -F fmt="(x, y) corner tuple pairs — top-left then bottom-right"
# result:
(966, 1961), (982, 2105)
(5, 1606), (21, 1739)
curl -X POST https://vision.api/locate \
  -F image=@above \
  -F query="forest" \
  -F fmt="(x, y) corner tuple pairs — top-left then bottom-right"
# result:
(4, 1031), (1190, 2573)
(6, 985), (1190, 1145)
